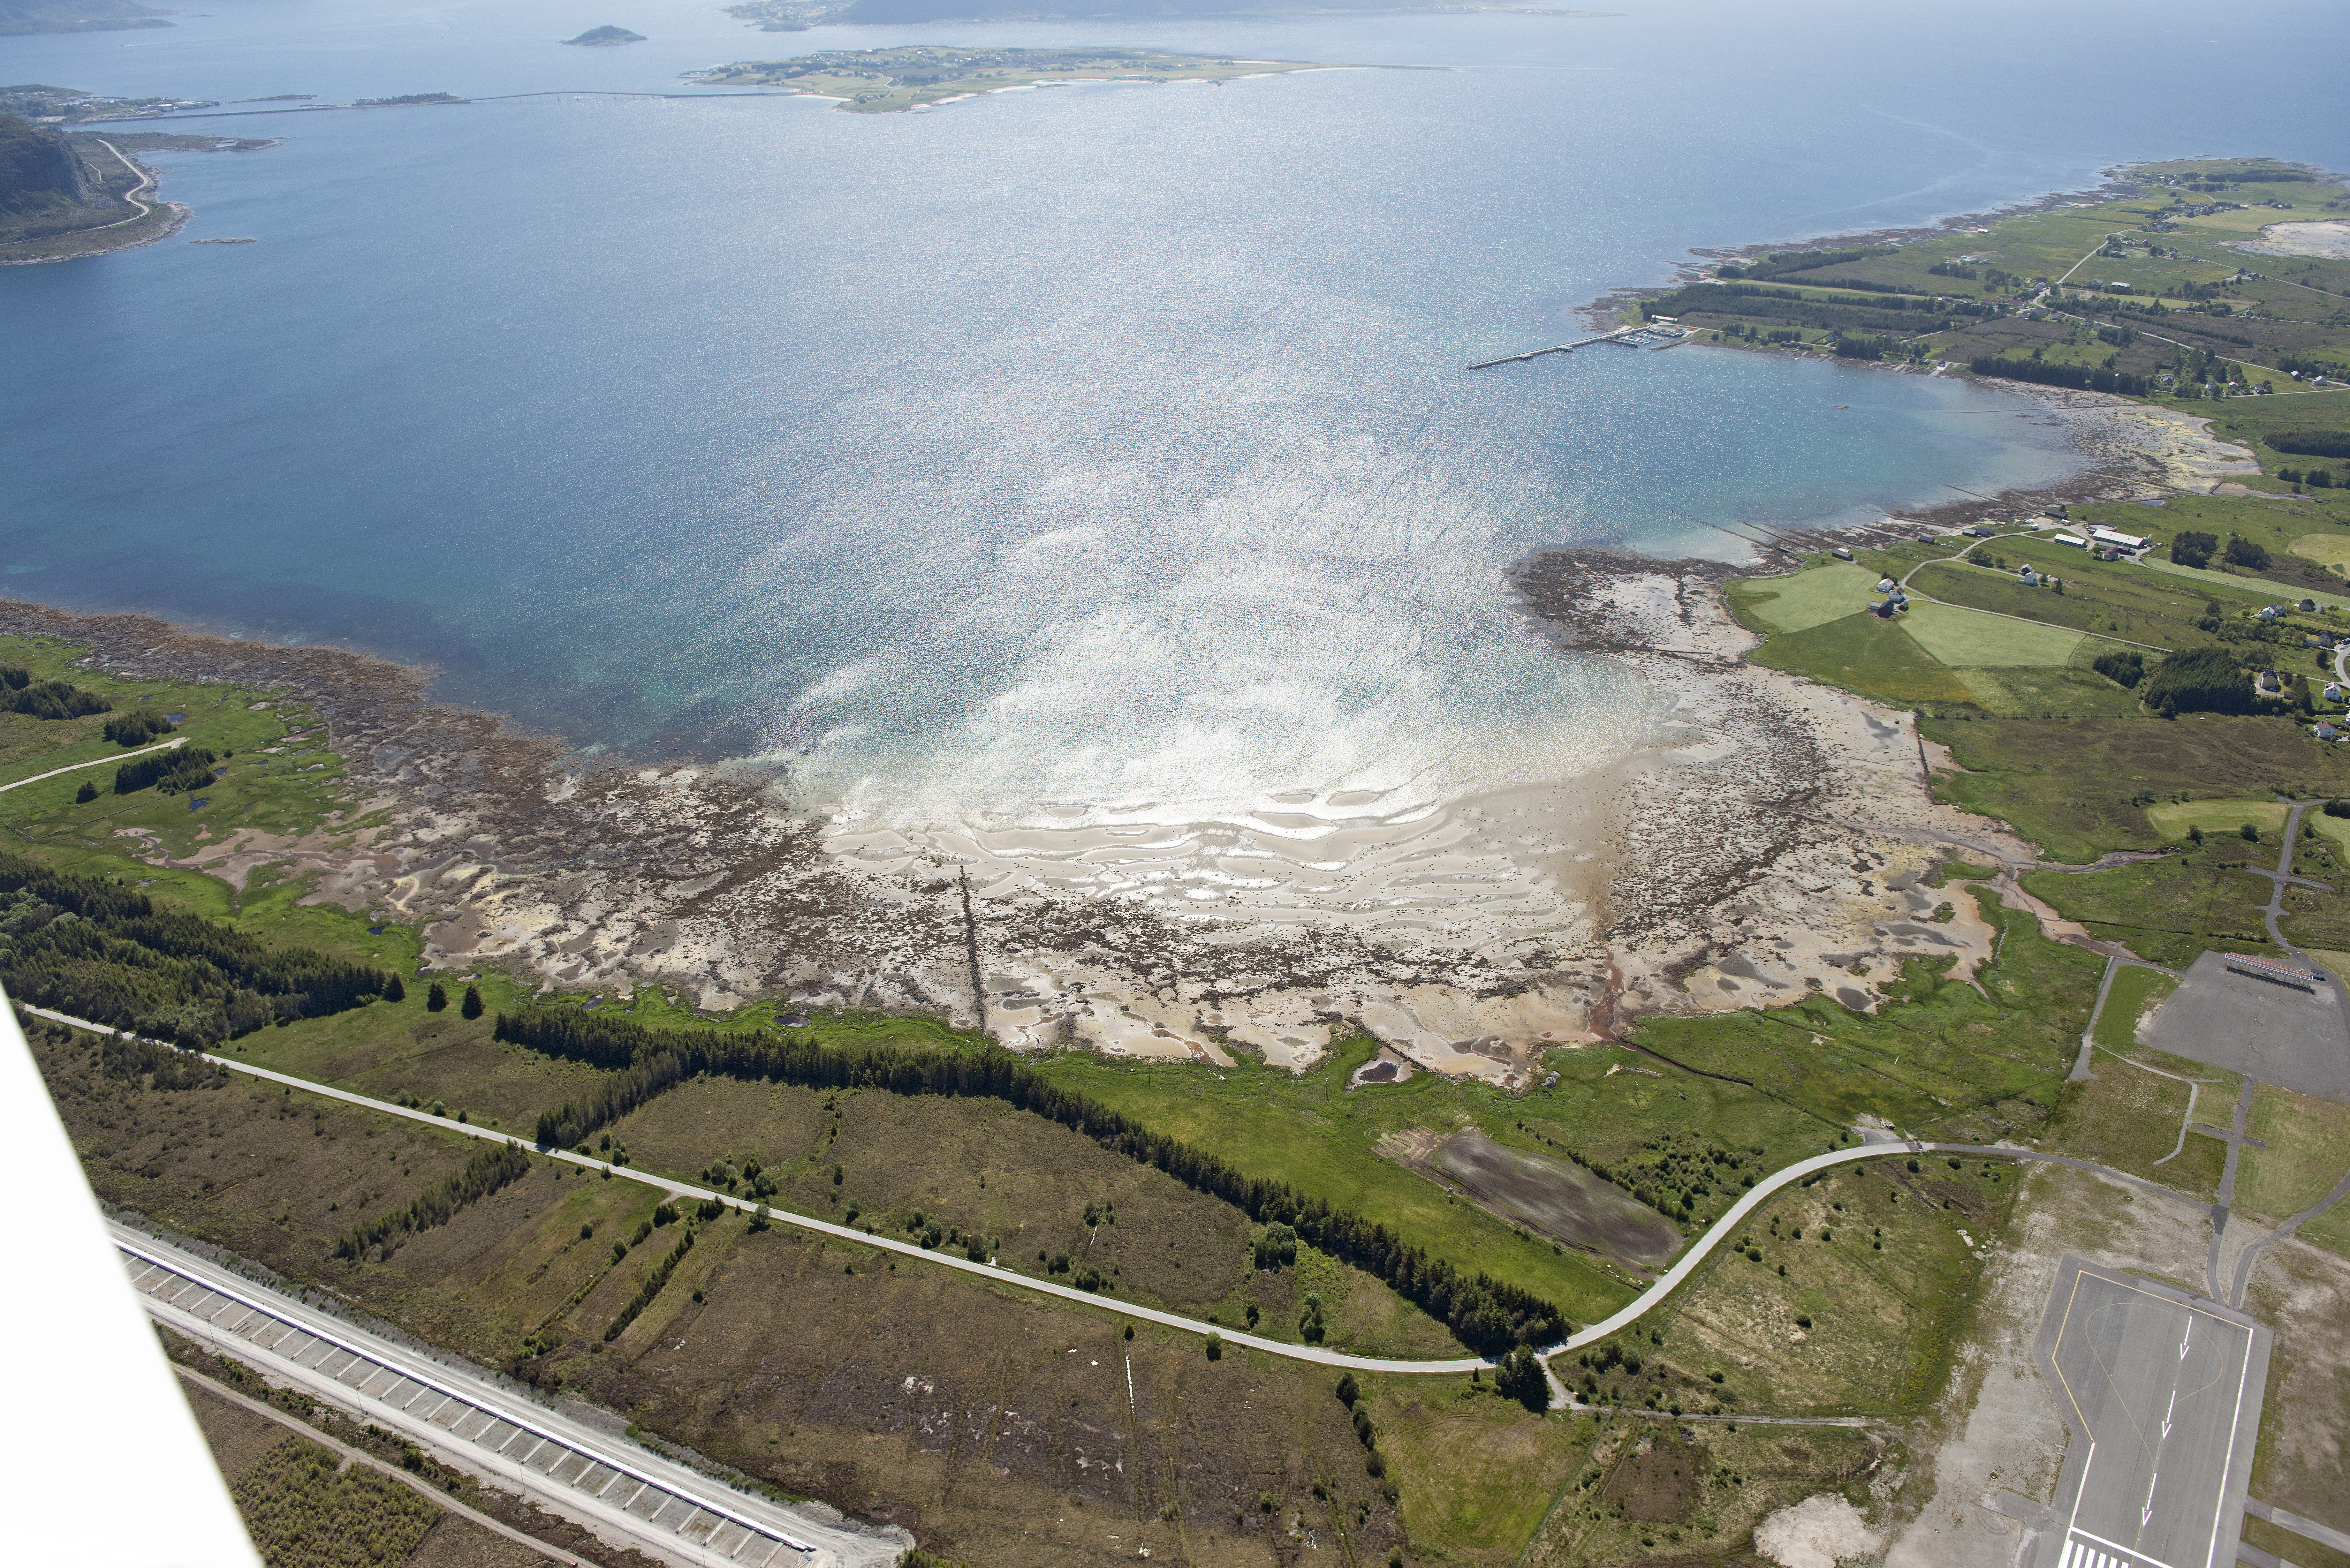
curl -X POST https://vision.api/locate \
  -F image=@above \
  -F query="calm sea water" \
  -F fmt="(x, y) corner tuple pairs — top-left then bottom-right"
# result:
(5, 0), (2347, 847)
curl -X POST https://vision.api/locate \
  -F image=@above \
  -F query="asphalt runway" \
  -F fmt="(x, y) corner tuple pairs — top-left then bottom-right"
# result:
(2032, 1257), (2271, 1568)
(2139, 952), (2350, 1104)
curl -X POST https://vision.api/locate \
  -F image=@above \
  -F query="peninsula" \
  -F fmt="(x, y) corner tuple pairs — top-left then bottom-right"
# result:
(1, 82), (219, 124)
(687, 44), (1337, 112)
(1613, 156), (2349, 396)
(0, 113), (179, 262)
(2, 105), (277, 264)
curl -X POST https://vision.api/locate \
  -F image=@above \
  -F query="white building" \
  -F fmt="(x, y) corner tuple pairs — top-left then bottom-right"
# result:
(2088, 526), (2148, 551)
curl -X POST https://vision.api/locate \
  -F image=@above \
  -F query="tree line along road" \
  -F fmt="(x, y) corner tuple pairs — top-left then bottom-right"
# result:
(20, 1001), (2213, 1377)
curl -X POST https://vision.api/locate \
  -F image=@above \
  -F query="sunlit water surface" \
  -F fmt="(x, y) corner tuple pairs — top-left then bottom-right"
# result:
(4, 0), (2345, 928)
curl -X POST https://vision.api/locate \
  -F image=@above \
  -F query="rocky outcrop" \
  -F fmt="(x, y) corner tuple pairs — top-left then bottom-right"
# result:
(0, 113), (93, 219)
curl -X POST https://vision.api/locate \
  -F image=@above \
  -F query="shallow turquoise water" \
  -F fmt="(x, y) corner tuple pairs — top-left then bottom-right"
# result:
(3, 0), (2345, 828)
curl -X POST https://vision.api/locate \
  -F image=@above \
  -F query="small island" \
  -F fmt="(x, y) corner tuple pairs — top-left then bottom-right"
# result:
(687, 45), (1334, 113)
(562, 25), (645, 45)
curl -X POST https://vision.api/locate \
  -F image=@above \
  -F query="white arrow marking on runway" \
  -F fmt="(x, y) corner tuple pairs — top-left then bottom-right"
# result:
(2161, 1389), (2176, 1440)
(2179, 1319), (2192, 1361)
(2144, 1472), (2159, 1529)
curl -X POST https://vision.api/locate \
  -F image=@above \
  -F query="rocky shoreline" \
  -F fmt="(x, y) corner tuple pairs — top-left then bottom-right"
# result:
(0, 155), (2269, 1081)
(0, 357), (2246, 1084)
(1573, 159), (2185, 332)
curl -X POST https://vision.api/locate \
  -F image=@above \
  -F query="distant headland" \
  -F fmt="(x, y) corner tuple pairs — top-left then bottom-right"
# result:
(1, 111), (276, 265)
(725, 0), (1616, 28)
(0, 0), (173, 36)
(563, 25), (646, 45)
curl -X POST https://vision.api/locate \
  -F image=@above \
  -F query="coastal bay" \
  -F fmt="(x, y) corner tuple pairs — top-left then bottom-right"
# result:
(12, 5), (2350, 1562)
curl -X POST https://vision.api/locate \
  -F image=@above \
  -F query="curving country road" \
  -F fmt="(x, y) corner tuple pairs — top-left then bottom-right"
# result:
(22, 1003), (2213, 1374)
(87, 139), (161, 232)
(0, 735), (183, 793)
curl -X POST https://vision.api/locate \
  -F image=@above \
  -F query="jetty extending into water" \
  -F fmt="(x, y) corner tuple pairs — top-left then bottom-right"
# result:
(1465, 323), (1686, 370)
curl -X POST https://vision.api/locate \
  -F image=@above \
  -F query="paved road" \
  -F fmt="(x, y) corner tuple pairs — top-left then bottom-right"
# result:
(2032, 1257), (2270, 1568)
(88, 139), (164, 232)
(121, 1224), (903, 1568)
(26, 1004), (2217, 1375)
(0, 735), (183, 792)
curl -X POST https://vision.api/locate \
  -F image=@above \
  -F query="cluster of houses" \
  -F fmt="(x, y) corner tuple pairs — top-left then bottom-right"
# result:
(2048, 524), (2149, 559)
(1952, 521), (2149, 561)
(1869, 576), (1912, 617)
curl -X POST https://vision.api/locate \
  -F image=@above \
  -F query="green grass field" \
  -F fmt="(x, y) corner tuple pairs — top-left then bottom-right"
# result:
(2046, 1020), (2231, 1203)
(1926, 716), (2350, 862)
(1033, 1039), (1639, 1327)
(2144, 798), (2293, 840)
(2025, 855), (2279, 966)
(1633, 893), (2094, 1143)
(1725, 562), (1883, 634)
(1901, 600), (2085, 667)
(2301, 810), (2350, 854)
(2096, 967), (2181, 1052)
(2236, 1084), (2350, 1230)
(2292, 531), (2350, 571)
(1954, 659), (2152, 719)
(1641, 1155), (2013, 1419)
(1742, 611), (1975, 705)
(2135, 554), (2350, 611)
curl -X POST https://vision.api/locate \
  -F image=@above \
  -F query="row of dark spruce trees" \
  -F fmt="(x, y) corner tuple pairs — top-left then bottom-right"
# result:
(0, 854), (395, 1043)
(497, 1006), (1572, 1356)
(3, 846), (1566, 1353)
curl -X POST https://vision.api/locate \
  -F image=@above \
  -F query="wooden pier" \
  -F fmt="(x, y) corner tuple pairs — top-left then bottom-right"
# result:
(1465, 326), (1683, 371)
